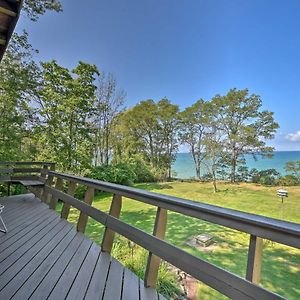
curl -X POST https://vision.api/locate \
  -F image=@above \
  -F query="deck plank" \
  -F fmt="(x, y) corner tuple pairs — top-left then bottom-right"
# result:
(0, 206), (55, 249)
(0, 219), (68, 290)
(28, 233), (85, 300)
(11, 229), (78, 300)
(66, 242), (101, 300)
(122, 268), (140, 300)
(47, 237), (93, 300)
(0, 224), (74, 299)
(140, 279), (159, 300)
(84, 251), (111, 300)
(0, 213), (59, 265)
(102, 258), (124, 300)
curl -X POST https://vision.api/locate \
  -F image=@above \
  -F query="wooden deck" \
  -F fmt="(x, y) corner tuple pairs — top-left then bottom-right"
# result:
(0, 194), (164, 300)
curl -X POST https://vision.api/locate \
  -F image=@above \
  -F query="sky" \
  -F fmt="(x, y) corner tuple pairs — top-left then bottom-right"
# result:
(16, 0), (300, 151)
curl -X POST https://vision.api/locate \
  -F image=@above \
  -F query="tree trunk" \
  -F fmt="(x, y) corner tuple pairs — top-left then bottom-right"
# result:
(231, 151), (237, 183)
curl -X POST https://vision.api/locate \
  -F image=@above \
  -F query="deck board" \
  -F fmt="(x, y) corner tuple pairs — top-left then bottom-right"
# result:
(0, 193), (165, 300)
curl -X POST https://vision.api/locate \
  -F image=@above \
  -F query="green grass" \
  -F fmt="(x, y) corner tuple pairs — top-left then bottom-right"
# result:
(57, 182), (300, 299)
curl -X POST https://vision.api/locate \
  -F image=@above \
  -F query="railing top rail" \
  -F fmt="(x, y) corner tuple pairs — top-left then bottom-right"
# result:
(0, 162), (55, 166)
(49, 171), (300, 249)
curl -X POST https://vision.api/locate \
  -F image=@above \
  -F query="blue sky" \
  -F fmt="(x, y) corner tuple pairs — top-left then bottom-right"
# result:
(17, 0), (300, 150)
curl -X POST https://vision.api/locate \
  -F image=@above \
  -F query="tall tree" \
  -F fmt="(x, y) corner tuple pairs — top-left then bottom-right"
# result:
(114, 99), (179, 179)
(0, 32), (40, 161)
(179, 99), (211, 179)
(211, 88), (279, 183)
(36, 60), (99, 172)
(93, 73), (125, 166)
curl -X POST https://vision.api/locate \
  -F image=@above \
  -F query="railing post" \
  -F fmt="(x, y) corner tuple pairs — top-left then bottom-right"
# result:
(246, 235), (263, 284)
(41, 164), (55, 203)
(101, 194), (122, 253)
(144, 207), (168, 288)
(40, 164), (48, 179)
(77, 187), (94, 233)
(49, 178), (64, 210)
(61, 181), (77, 219)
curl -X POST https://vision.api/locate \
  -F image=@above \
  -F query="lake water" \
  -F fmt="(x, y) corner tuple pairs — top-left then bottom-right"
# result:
(172, 151), (300, 179)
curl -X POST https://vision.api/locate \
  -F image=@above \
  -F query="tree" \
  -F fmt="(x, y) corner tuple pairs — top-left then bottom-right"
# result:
(93, 73), (125, 166)
(36, 60), (99, 172)
(23, 0), (62, 21)
(157, 99), (180, 179)
(0, 32), (40, 161)
(179, 99), (211, 179)
(113, 99), (180, 179)
(285, 161), (300, 181)
(211, 88), (279, 183)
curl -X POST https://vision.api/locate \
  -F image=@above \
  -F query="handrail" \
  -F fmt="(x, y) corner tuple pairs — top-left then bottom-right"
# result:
(49, 171), (300, 249)
(0, 161), (55, 195)
(0, 161), (55, 166)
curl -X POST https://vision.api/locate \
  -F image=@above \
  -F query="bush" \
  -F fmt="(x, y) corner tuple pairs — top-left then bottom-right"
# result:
(278, 174), (300, 186)
(90, 163), (136, 185)
(251, 168), (280, 186)
(90, 157), (156, 185)
(125, 156), (156, 183)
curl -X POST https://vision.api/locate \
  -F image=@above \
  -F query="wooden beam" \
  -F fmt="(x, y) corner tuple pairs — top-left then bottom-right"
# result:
(61, 181), (77, 219)
(0, 37), (5, 45)
(77, 187), (94, 233)
(101, 194), (122, 253)
(144, 207), (168, 287)
(246, 235), (264, 284)
(0, 6), (17, 17)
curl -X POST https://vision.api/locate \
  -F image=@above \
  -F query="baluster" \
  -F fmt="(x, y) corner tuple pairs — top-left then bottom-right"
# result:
(49, 178), (64, 210)
(77, 187), (94, 233)
(144, 207), (168, 287)
(246, 235), (263, 284)
(61, 181), (77, 219)
(101, 194), (122, 253)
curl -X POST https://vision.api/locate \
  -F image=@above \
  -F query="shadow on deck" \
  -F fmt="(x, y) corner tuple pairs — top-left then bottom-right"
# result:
(0, 194), (163, 300)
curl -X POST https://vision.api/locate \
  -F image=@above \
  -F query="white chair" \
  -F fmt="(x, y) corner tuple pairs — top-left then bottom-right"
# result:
(0, 204), (7, 233)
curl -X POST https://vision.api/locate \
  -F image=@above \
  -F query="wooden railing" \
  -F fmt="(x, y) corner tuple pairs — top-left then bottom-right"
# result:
(2, 163), (300, 299)
(0, 162), (55, 195)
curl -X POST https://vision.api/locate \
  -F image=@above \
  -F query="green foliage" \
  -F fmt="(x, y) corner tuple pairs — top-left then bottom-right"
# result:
(124, 156), (156, 183)
(0, 31), (40, 161)
(90, 157), (156, 185)
(211, 88), (279, 182)
(278, 174), (300, 186)
(90, 163), (136, 185)
(36, 60), (99, 173)
(285, 160), (300, 180)
(114, 99), (180, 179)
(251, 168), (281, 186)
(23, 0), (63, 21)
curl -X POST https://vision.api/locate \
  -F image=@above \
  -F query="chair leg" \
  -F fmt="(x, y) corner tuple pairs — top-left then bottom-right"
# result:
(0, 215), (7, 233)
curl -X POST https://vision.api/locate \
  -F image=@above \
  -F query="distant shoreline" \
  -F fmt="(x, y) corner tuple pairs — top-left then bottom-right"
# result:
(173, 151), (300, 179)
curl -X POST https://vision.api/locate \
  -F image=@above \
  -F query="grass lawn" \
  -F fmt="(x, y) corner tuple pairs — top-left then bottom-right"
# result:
(57, 182), (300, 299)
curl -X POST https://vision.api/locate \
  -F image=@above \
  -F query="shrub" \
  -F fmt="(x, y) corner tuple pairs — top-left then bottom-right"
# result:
(90, 163), (136, 185)
(125, 156), (156, 183)
(278, 174), (300, 186)
(251, 168), (280, 186)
